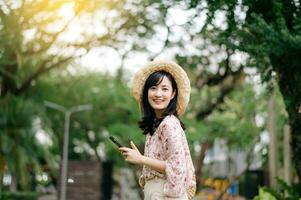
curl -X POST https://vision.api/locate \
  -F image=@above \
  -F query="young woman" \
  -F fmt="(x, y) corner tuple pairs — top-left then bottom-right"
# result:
(119, 60), (196, 200)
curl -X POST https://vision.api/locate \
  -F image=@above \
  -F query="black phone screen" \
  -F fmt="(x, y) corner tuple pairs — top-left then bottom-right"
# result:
(109, 136), (123, 148)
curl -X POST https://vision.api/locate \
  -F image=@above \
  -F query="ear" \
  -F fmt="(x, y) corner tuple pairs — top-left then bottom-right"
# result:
(171, 90), (176, 99)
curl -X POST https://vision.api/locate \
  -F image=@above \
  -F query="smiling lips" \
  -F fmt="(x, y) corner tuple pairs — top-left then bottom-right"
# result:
(153, 99), (164, 103)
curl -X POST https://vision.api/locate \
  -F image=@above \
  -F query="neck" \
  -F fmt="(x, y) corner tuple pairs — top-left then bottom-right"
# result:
(155, 110), (163, 118)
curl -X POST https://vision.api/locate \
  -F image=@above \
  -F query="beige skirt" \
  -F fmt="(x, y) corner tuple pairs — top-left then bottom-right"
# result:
(144, 177), (188, 200)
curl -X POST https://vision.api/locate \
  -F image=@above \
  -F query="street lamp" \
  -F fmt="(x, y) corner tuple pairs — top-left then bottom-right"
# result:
(44, 101), (93, 200)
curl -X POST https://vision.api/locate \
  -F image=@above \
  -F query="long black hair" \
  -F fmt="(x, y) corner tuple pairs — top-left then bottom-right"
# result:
(138, 70), (185, 135)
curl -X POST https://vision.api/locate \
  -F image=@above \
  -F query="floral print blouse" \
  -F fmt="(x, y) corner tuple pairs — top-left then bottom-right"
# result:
(139, 115), (196, 198)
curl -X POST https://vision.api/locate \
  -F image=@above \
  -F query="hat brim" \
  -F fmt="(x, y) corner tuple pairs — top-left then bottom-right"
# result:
(131, 60), (191, 116)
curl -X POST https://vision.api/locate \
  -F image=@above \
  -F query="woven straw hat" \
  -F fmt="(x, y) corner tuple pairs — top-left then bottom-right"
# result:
(131, 60), (191, 116)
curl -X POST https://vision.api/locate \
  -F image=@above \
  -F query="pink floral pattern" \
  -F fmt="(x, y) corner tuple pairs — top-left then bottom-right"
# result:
(139, 115), (196, 197)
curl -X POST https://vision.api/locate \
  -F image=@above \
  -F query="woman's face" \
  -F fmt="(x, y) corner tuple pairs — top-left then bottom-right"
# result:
(147, 76), (176, 117)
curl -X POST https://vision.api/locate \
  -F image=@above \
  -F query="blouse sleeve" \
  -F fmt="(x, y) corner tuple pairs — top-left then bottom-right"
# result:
(161, 120), (187, 197)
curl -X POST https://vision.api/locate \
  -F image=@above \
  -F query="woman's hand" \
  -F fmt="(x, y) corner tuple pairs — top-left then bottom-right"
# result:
(120, 141), (166, 173)
(119, 141), (143, 165)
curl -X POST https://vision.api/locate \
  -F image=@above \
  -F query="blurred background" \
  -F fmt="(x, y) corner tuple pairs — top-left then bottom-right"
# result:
(1, 0), (301, 199)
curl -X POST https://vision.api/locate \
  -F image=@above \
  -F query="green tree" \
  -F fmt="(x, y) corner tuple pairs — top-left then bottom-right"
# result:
(187, 0), (301, 180)
(133, 0), (295, 190)
(0, 0), (154, 191)
(143, 0), (300, 182)
(0, 0), (153, 97)
(0, 95), (56, 190)
(32, 72), (141, 163)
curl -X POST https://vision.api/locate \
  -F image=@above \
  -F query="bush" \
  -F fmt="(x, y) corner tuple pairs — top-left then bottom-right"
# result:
(253, 188), (277, 200)
(253, 178), (301, 200)
(0, 192), (40, 200)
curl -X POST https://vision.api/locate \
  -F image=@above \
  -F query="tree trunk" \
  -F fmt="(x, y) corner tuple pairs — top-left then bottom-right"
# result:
(0, 173), (3, 192)
(10, 173), (17, 192)
(195, 141), (210, 191)
(1, 64), (18, 97)
(267, 95), (278, 189)
(284, 124), (292, 185)
(276, 66), (301, 181)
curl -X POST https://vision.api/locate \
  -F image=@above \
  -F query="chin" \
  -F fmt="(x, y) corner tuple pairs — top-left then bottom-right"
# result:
(151, 104), (165, 110)
(150, 102), (168, 111)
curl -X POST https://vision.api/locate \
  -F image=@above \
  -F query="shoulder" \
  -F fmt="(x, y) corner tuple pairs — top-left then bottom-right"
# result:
(161, 115), (180, 126)
(160, 115), (182, 134)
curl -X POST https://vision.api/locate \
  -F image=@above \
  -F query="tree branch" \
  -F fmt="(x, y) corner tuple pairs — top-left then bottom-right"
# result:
(15, 56), (74, 95)
(22, 9), (80, 56)
(196, 81), (234, 120)
(0, 67), (16, 81)
(0, 7), (5, 18)
(149, 25), (170, 60)
(196, 49), (232, 89)
(149, 5), (171, 60)
(195, 66), (244, 120)
(116, 49), (132, 82)
(16, 29), (112, 95)
(3, 1), (12, 13)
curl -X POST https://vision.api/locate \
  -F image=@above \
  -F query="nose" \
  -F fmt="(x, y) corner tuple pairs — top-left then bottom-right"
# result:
(154, 88), (163, 97)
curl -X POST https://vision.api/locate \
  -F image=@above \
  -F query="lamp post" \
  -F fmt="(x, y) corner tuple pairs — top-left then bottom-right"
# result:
(44, 101), (92, 200)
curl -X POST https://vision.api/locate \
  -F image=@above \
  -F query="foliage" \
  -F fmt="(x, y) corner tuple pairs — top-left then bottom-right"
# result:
(0, 0), (155, 97)
(1, 0), (298, 192)
(31, 72), (141, 166)
(184, 81), (264, 150)
(254, 188), (277, 200)
(0, 0), (157, 190)
(184, 0), (301, 179)
(254, 178), (301, 200)
(0, 191), (40, 200)
(0, 95), (56, 190)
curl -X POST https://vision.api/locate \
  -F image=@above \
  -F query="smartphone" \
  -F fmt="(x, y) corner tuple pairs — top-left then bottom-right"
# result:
(109, 136), (124, 148)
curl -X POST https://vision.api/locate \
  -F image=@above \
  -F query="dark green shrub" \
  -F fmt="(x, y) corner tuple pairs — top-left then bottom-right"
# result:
(0, 192), (40, 200)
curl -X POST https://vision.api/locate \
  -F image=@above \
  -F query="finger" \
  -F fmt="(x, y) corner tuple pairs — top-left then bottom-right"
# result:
(122, 152), (127, 158)
(130, 141), (138, 150)
(119, 147), (129, 152)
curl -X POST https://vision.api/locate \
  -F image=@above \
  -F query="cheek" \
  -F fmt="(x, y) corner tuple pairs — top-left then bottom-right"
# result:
(147, 91), (154, 103)
(147, 90), (153, 98)
(166, 91), (174, 99)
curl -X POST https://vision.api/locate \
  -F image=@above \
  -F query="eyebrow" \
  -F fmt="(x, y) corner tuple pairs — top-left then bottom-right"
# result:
(160, 84), (171, 87)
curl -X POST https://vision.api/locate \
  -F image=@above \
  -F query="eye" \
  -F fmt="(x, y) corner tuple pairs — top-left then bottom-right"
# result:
(162, 87), (169, 91)
(149, 86), (157, 90)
